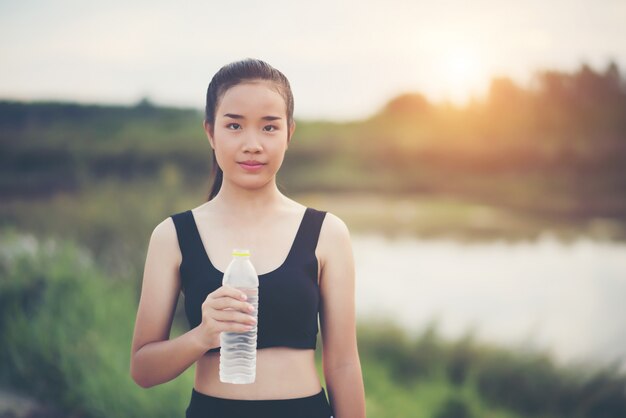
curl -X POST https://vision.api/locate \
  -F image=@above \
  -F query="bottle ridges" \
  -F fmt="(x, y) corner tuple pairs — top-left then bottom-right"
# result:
(219, 288), (258, 384)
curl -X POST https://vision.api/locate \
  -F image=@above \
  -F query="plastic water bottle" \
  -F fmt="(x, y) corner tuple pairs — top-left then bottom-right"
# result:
(219, 249), (259, 384)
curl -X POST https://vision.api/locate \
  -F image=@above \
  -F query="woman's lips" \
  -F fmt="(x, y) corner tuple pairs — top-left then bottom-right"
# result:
(238, 162), (265, 171)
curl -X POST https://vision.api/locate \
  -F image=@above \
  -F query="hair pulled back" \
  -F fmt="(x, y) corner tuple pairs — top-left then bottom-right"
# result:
(204, 58), (294, 201)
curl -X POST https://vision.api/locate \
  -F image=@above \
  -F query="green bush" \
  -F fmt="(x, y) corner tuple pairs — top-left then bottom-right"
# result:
(0, 230), (193, 417)
(474, 348), (626, 418)
(434, 395), (473, 418)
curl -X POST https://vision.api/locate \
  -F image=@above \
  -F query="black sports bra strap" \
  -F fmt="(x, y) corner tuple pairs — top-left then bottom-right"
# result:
(172, 208), (326, 265)
(294, 207), (327, 254)
(170, 210), (205, 264)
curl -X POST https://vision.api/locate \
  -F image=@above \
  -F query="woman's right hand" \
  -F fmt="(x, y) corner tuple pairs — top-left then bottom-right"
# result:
(197, 285), (257, 350)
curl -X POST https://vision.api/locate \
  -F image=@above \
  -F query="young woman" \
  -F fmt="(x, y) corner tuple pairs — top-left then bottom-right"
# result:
(130, 59), (366, 418)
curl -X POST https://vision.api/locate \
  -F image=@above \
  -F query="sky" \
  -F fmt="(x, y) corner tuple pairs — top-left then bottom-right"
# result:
(1, 0), (625, 121)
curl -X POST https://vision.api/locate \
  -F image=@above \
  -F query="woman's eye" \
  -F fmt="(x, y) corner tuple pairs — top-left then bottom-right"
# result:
(263, 125), (277, 132)
(226, 123), (241, 130)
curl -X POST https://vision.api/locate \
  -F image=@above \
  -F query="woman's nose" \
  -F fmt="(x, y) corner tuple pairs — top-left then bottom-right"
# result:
(242, 133), (263, 152)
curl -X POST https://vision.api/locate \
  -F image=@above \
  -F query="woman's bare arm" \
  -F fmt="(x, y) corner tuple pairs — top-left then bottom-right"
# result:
(129, 218), (256, 388)
(318, 213), (366, 418)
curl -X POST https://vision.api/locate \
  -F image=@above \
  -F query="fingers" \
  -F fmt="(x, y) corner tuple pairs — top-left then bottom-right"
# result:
(212, 285), (248, 301)
(212, 309), (257, 325)
(215, 320), (256, 333)
(210, 297), (255, 313)
(205, 286), (255, 312)
(200, 286), (257, 337)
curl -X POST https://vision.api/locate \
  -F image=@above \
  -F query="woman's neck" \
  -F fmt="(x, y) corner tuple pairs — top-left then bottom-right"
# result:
(210, 178), (287, 217)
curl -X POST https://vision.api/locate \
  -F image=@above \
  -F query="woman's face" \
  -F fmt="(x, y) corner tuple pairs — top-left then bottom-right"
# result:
(205, 80), (295, 191)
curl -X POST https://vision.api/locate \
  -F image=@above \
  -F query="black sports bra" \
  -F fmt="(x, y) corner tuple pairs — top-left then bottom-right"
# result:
(170, 207), (327, 353)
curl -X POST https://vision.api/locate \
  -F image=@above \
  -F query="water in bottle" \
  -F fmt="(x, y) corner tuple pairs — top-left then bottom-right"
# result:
(219, 248), (259, 384)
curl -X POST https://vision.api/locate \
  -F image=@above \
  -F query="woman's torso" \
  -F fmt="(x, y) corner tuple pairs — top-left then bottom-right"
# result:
(195, 348), (321, 399)
(179, 201), (324, 400)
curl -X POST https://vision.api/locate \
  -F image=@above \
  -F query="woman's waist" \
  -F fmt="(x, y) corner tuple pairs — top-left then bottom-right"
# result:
(194, 347), (321, 400)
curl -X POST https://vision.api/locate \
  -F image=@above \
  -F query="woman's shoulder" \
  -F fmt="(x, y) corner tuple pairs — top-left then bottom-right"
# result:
(316, 209), (351, 261)
(166, 201), (213, 225)
(150, 215), (179, 245)
(152, 206), (197, 249)
(282, 198), (350, 245)
(315, 209), (353, 278)
(142, 215), (183, 267)
(292, 196), (348, 236)
(318, 210), (350, 240)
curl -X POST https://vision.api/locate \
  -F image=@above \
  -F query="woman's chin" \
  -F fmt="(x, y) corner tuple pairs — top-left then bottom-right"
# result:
(229, 176), (276, 191)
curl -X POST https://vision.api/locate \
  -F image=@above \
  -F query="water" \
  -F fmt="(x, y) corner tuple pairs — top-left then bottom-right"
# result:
(219, 288), (259, 384)
(352, 232), (626, 369)
(219, 251), (259, 384)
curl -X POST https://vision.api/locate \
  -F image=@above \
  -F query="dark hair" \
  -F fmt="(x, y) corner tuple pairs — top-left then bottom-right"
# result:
(205, 58), (295, 201)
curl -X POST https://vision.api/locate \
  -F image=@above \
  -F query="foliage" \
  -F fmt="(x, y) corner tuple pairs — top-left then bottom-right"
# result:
(0, 230), (193, 418)
(1, 62), (625, 221)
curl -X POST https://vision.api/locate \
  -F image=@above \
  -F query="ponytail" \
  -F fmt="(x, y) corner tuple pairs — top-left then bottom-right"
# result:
(207, 151), (222, 201)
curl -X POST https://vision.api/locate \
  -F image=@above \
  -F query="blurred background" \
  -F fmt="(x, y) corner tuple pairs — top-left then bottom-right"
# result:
(2, 0), (626, 417)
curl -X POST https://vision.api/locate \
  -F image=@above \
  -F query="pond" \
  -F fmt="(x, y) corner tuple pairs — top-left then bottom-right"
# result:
(352, 233), (626, 369)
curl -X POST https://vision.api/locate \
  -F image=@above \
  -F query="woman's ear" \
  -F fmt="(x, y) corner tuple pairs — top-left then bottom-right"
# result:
(287, 121), (296, 147)
(203, 120), (215, 149)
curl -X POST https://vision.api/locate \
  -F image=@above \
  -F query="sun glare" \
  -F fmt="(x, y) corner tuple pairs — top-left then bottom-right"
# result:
(440, 46), (486, 104)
